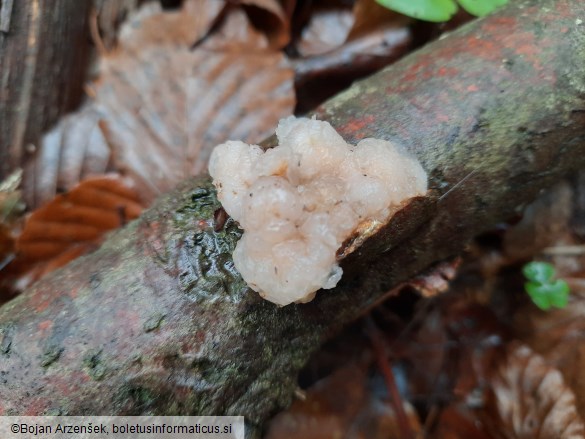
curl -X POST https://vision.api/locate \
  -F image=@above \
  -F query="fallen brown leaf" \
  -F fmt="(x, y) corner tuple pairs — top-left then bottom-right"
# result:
(297, 6), (354, 57)
(95, 46), (294, 199)
(4, 175), (144, 291)
(407, 258), (461, 298)
(434, 406), (494, 439)
(22, 104), (112, 209)
(481, 342), (585, 439)
(23, 1), (295, 207)
(238, 0), (291, 49)
(266, 362), (420, 439)
(198, 7), (271, 50)
(348, 0), (410, 41)
(117, 0), (225, 52)
(292, 0), (411, 113)
(512, 277), (585, 422)
(95, 0), (142, 50)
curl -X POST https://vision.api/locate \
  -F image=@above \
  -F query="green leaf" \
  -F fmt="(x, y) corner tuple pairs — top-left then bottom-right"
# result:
(548, 279), (570, 308)
(525, 280), (570, 311)
(522, 261), (555, 284)
(376, 0), (458, 22)
(525, 282), (552, 310)
(523, 262), (571, 311)
(457, 0), (508, 17)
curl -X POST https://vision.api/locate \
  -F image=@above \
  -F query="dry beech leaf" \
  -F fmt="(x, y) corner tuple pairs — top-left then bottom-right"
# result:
(22, 104), (112, 209)
(6, 175), (144, 290)
(23, 1), (294, 208)
(348, 0), (411, 41)
(266, 363), (420, 439)
(482, 342), (585, 439)
(297, 7), (355, 57)
(505, 186), (585, 421)
(199, 7), (270, 50)
(95, 0), (142, 50)
(434, 406), (494, 439)
(117, 0), (289, 51)
(292, 1), (411, 113)
(94, 46), (294, 200)
(406, 258), (461, 298)
(238, 0), (291, 49)
(117, 0), (226, 51)
(512, 278), (585, 420)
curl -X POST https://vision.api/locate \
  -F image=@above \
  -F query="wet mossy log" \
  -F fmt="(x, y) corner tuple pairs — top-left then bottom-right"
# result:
(1, 0), (584, 434)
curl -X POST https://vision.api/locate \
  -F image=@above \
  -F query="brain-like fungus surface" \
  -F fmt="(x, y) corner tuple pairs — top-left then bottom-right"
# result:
(209, 117), (427, 306)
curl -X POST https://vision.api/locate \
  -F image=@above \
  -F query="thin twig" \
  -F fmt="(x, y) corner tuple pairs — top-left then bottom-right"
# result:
(542, 245), (585, 256)
(365, 316), (415, 439)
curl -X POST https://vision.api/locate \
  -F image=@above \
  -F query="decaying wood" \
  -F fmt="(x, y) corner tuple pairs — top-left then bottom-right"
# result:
(0, 0), (146, 181)
(1, 0), (584, 437)
(0, 0), (92, 181)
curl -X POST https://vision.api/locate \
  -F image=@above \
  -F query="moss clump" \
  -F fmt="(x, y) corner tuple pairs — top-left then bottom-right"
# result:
(83, 349), (107, 381)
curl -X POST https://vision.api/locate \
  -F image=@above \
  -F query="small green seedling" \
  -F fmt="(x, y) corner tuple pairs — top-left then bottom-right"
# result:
(522, 261), (570, 311)
(376, 0), (509, 22)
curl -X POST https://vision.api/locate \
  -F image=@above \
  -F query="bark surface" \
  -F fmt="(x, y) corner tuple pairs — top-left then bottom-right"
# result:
(0, 0), (93, 180)
(1, 0), (585, 435)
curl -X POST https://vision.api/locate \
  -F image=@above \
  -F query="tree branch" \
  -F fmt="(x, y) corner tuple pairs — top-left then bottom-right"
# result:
(1, 0), (584, 437)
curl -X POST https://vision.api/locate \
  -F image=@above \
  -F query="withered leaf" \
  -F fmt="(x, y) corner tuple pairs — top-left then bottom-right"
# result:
(297, 7), (355, 57)
(117, 0), (226, 51)
(6, 175), (144, 290)
(266, 362), (420, 439)
(434, 406), (494, 439)
(292, 0), (411, 112)
(238, 0), (291, 49)
(198, 7), (271, 50)
(482, 342), (585, 438)
(407, 258), (461, 298)
(348, 0), (411, 41)
(23, 1), (294, 207)
(95, 46), (294, 200)
(22, 104), (112, 209)
(95, 0), (143, 50)
(512, 277), (585, 421)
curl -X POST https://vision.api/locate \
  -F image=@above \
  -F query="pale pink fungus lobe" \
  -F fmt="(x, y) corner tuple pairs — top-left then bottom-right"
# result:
(209, 117), (427, 306)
